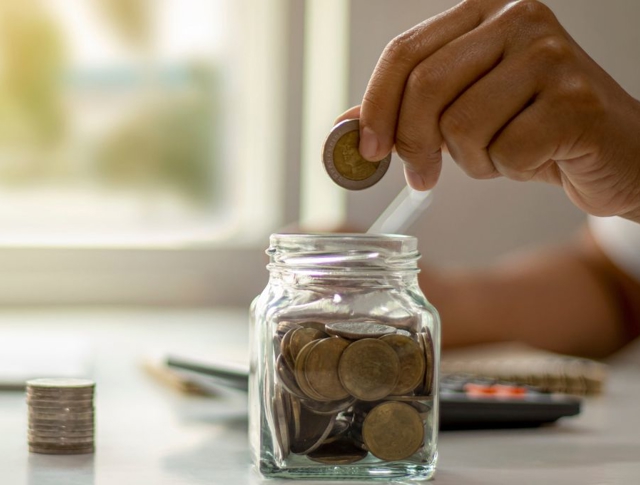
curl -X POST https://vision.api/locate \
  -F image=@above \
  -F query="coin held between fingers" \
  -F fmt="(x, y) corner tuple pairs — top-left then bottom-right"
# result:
(323, 119), (391, 190)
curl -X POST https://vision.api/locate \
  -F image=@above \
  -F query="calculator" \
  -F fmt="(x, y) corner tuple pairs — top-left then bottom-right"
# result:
(166, 355), (582, 431)
(438, 374), (581, 430)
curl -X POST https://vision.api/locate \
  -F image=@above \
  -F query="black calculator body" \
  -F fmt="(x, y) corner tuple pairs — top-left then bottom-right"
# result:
(439, 374), (582, 430)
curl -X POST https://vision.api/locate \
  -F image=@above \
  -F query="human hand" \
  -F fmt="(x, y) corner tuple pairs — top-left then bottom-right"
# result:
(338, 0), (640, 222)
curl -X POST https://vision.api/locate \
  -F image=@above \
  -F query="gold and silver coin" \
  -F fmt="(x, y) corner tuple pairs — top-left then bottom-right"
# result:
(323, 119), (391, 190)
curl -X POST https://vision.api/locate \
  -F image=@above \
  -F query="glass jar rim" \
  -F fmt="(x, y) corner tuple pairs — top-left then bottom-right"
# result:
(269, 233), (417, 249)
(267, 233), (420, 273)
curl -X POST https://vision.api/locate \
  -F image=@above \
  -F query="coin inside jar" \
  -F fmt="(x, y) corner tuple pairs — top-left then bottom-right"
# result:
(298, 321), (327, 333)
(362, 401), (424, 462)
(420, 329), (435, 396)
(326, 321), (397, 340)
(380, 334), (425, 395)
(289, 401), (336, 455)
(307, 437), (368, 465)
(276, 354), (307, 399)
(338, 338), (400, 401)
(280, 329), (297, 369)
(322, 419), (350, 445)
(299, 396), (355, 416)
(294, 340), (331, 402)
(303, 337), (350, 401)
(322, 119), (391, 190)
(289, 328), (327, 362)
(272, 385), (291, 458)
(276, 321), (302, 338)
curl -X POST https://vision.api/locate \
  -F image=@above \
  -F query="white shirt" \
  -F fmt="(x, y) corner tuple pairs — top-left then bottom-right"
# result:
(589, 216), (640, 283)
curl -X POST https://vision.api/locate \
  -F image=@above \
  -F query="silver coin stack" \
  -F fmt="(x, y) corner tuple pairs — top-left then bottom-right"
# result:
(26, 378), (95, 455)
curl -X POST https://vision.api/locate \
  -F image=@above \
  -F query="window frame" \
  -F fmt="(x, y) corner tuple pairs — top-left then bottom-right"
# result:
(0, 0), (351, 307)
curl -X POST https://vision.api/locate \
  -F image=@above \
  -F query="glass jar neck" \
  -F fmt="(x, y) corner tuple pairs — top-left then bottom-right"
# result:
(266, 233), (420, 285)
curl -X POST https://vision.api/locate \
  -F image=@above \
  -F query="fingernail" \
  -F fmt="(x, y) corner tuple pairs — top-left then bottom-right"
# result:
(404, 166), (427, 191)
(359, 126), (379, 161)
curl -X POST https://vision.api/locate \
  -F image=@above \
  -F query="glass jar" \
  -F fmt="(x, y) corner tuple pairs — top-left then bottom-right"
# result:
(249, 233), (439, 481)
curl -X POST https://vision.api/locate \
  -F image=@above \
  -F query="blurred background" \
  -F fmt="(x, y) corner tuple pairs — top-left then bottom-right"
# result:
(0, 0), (639, 308)
(1, 0), (229, 239)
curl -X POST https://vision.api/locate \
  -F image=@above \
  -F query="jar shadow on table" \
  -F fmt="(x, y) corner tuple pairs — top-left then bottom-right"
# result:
(28, 453), (94, 485)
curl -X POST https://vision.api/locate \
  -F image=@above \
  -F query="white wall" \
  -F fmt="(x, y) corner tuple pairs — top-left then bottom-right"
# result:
(345, 0), (640, 267)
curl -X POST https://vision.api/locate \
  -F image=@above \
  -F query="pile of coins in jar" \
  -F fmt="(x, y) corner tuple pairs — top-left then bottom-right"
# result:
(272, 321), (434, 464)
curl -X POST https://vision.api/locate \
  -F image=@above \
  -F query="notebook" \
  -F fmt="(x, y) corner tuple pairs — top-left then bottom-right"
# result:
(440, 343), (607, 395)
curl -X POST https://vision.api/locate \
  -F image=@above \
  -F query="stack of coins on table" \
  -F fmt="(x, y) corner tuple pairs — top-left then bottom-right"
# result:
(26, 378), (95, 455)
(273, 321), (434, 464)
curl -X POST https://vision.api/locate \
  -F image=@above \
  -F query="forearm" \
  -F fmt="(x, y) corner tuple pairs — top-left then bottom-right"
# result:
(420, 229), (638, 358)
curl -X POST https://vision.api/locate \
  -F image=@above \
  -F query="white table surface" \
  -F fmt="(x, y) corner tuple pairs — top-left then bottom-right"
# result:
(0, 307), (639, 485)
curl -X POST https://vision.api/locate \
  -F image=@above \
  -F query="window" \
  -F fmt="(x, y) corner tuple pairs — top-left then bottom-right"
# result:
(0, 1), (350, 306)
(0, 0), (291, 246)
(0, 0), (294, 305)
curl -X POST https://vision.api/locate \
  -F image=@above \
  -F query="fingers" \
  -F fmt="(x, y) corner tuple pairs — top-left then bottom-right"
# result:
(359, 0), (488, 162)
(480, 36), (595, 185)
(487, 99), (565, 184)
(394, 14), (509, 189)
(444, 61), (572, 186)
(393, 2), (567, 189)
(335, 106), (361, 125)
(437, 45), (546, 181)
